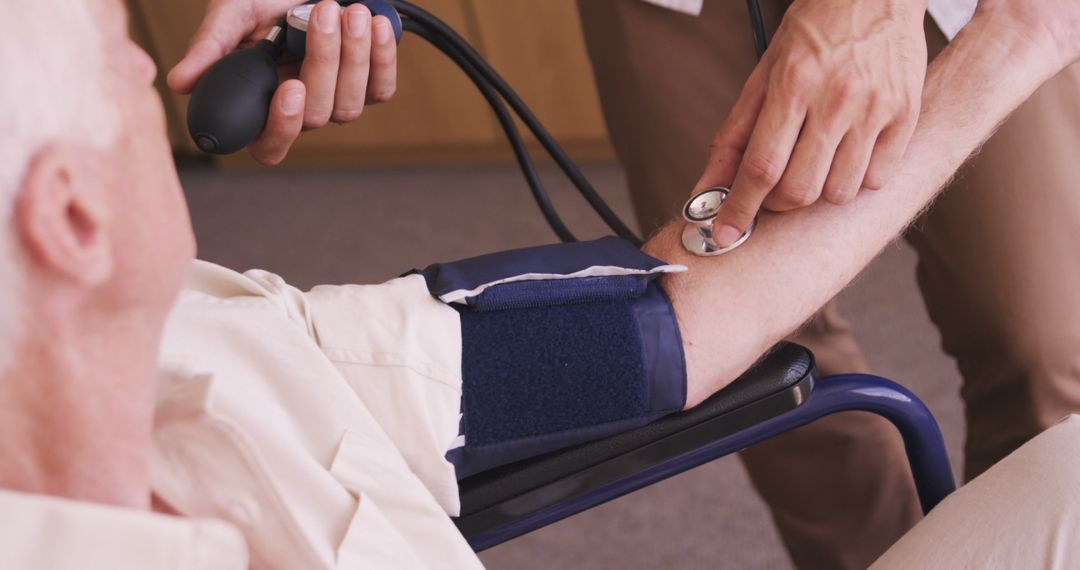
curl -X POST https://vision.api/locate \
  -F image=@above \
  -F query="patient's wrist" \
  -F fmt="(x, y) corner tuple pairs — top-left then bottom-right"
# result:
(969, 1), (1075, 76)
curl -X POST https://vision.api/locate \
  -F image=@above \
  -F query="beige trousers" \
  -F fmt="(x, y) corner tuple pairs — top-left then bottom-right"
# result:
(871, 415), (1080, 569)
(578, 1), (1080, 567)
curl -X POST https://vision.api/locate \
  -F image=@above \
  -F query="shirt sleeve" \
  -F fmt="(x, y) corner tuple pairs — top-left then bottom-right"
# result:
(301, 274), (465, 517)
(927, 0), (978, 41)
(0, 490), (248, 570)
(640, 0), (702, 16)
(220, 262), (465, 515)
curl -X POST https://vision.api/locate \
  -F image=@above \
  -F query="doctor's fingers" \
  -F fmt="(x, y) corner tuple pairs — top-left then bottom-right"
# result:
(331, 4), (374, 123)
(333, 8), (397, 121)
(365, 16), (399, 104)
(167, 0), (253, 94)
(249, 80), (306, 166)
(303, 4), (398, 127)
(694, 63), (769, 196)
(821, 127), (879, 204)
(713, 82), (807, 246)
(820, 95), (902, 203)
(764, 86), (862, 211)
(860, 101), (921, 192)
(300, 0), (344, 129)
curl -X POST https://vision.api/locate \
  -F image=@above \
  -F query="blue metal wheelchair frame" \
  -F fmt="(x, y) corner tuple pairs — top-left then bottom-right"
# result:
(467, 373), (955, 552)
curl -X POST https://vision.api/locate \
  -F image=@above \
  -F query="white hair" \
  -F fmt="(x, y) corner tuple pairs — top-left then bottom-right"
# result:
(0, 0), (119, 369)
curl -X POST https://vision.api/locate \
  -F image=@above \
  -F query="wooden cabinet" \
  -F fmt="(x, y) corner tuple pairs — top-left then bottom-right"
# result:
(127, 0), (613, 167)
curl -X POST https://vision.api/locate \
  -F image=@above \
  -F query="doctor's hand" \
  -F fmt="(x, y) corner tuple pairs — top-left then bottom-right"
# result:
(696, 0), (928, 246)
(167, 0), (398, 165)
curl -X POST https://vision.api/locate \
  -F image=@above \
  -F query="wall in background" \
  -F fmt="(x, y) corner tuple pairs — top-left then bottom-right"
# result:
(127, 0), (614, 167)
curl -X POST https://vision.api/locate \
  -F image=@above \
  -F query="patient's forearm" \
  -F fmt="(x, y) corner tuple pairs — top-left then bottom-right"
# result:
(650, 13), (1063, 408)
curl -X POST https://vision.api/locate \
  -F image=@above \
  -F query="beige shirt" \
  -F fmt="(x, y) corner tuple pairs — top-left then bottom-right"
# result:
(0, 260), (482, 569)
(0, 490), (248, 569)
(642, 0), (978, 40)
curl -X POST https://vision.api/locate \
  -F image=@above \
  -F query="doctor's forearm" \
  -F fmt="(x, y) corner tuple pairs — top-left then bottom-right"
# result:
(645, 11), (1063, 408)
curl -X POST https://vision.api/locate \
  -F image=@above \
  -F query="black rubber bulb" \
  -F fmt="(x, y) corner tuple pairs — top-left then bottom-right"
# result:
(187, 39), (281, 155)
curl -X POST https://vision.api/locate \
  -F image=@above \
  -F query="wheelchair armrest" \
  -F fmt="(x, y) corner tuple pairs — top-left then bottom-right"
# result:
(455, 341), (816, 548)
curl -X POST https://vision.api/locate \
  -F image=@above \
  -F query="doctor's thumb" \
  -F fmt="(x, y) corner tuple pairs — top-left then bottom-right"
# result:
(166, 2), (253, 95)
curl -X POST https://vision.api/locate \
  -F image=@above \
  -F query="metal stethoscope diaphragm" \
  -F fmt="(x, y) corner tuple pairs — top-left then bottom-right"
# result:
(681, 187), (756, 256)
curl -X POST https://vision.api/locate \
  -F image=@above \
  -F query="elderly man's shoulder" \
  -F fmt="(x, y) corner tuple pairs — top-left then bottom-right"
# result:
(172, 259), (461, 374)
(163, 260), (318, 364)
(179, 259), (312, 317)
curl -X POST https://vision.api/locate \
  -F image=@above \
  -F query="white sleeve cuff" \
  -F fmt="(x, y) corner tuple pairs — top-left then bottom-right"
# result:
(0, 490), (248, 570)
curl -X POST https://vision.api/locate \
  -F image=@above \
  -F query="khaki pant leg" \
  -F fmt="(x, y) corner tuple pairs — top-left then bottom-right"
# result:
(740, 310), (921, 570)
(580, 2), (919, 568)
(579, 0), (769, 235)
(870, 415), (1080, 569)
(907, 26), (1080, 481)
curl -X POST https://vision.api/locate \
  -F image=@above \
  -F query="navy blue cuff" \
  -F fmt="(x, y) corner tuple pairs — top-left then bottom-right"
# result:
(420, 238), (688, 479)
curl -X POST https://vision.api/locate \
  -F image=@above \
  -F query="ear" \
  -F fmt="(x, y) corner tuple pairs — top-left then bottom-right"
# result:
(15, 146), (115, 287)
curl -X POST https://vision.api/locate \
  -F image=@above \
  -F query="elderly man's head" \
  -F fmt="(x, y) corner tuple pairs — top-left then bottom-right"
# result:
(0, 0), (195, 369)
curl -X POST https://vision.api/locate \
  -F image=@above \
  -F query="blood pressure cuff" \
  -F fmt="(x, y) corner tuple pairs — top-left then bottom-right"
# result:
(415, 237), (689, 479)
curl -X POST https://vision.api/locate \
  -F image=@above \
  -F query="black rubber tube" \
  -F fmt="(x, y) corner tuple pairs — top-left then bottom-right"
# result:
(407, 23), (578, 243)
(746, 0), (769, 59)
(390, 0), (643, 245)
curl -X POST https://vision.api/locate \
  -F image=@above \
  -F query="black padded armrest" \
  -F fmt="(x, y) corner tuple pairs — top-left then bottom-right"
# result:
(457, 342), (815, 519)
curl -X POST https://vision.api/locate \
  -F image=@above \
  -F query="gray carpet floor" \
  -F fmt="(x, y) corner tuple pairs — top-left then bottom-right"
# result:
(180, 161), (965, 570)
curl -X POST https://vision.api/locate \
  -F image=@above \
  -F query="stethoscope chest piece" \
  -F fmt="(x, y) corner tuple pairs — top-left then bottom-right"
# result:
(681, 187), (755, 256)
